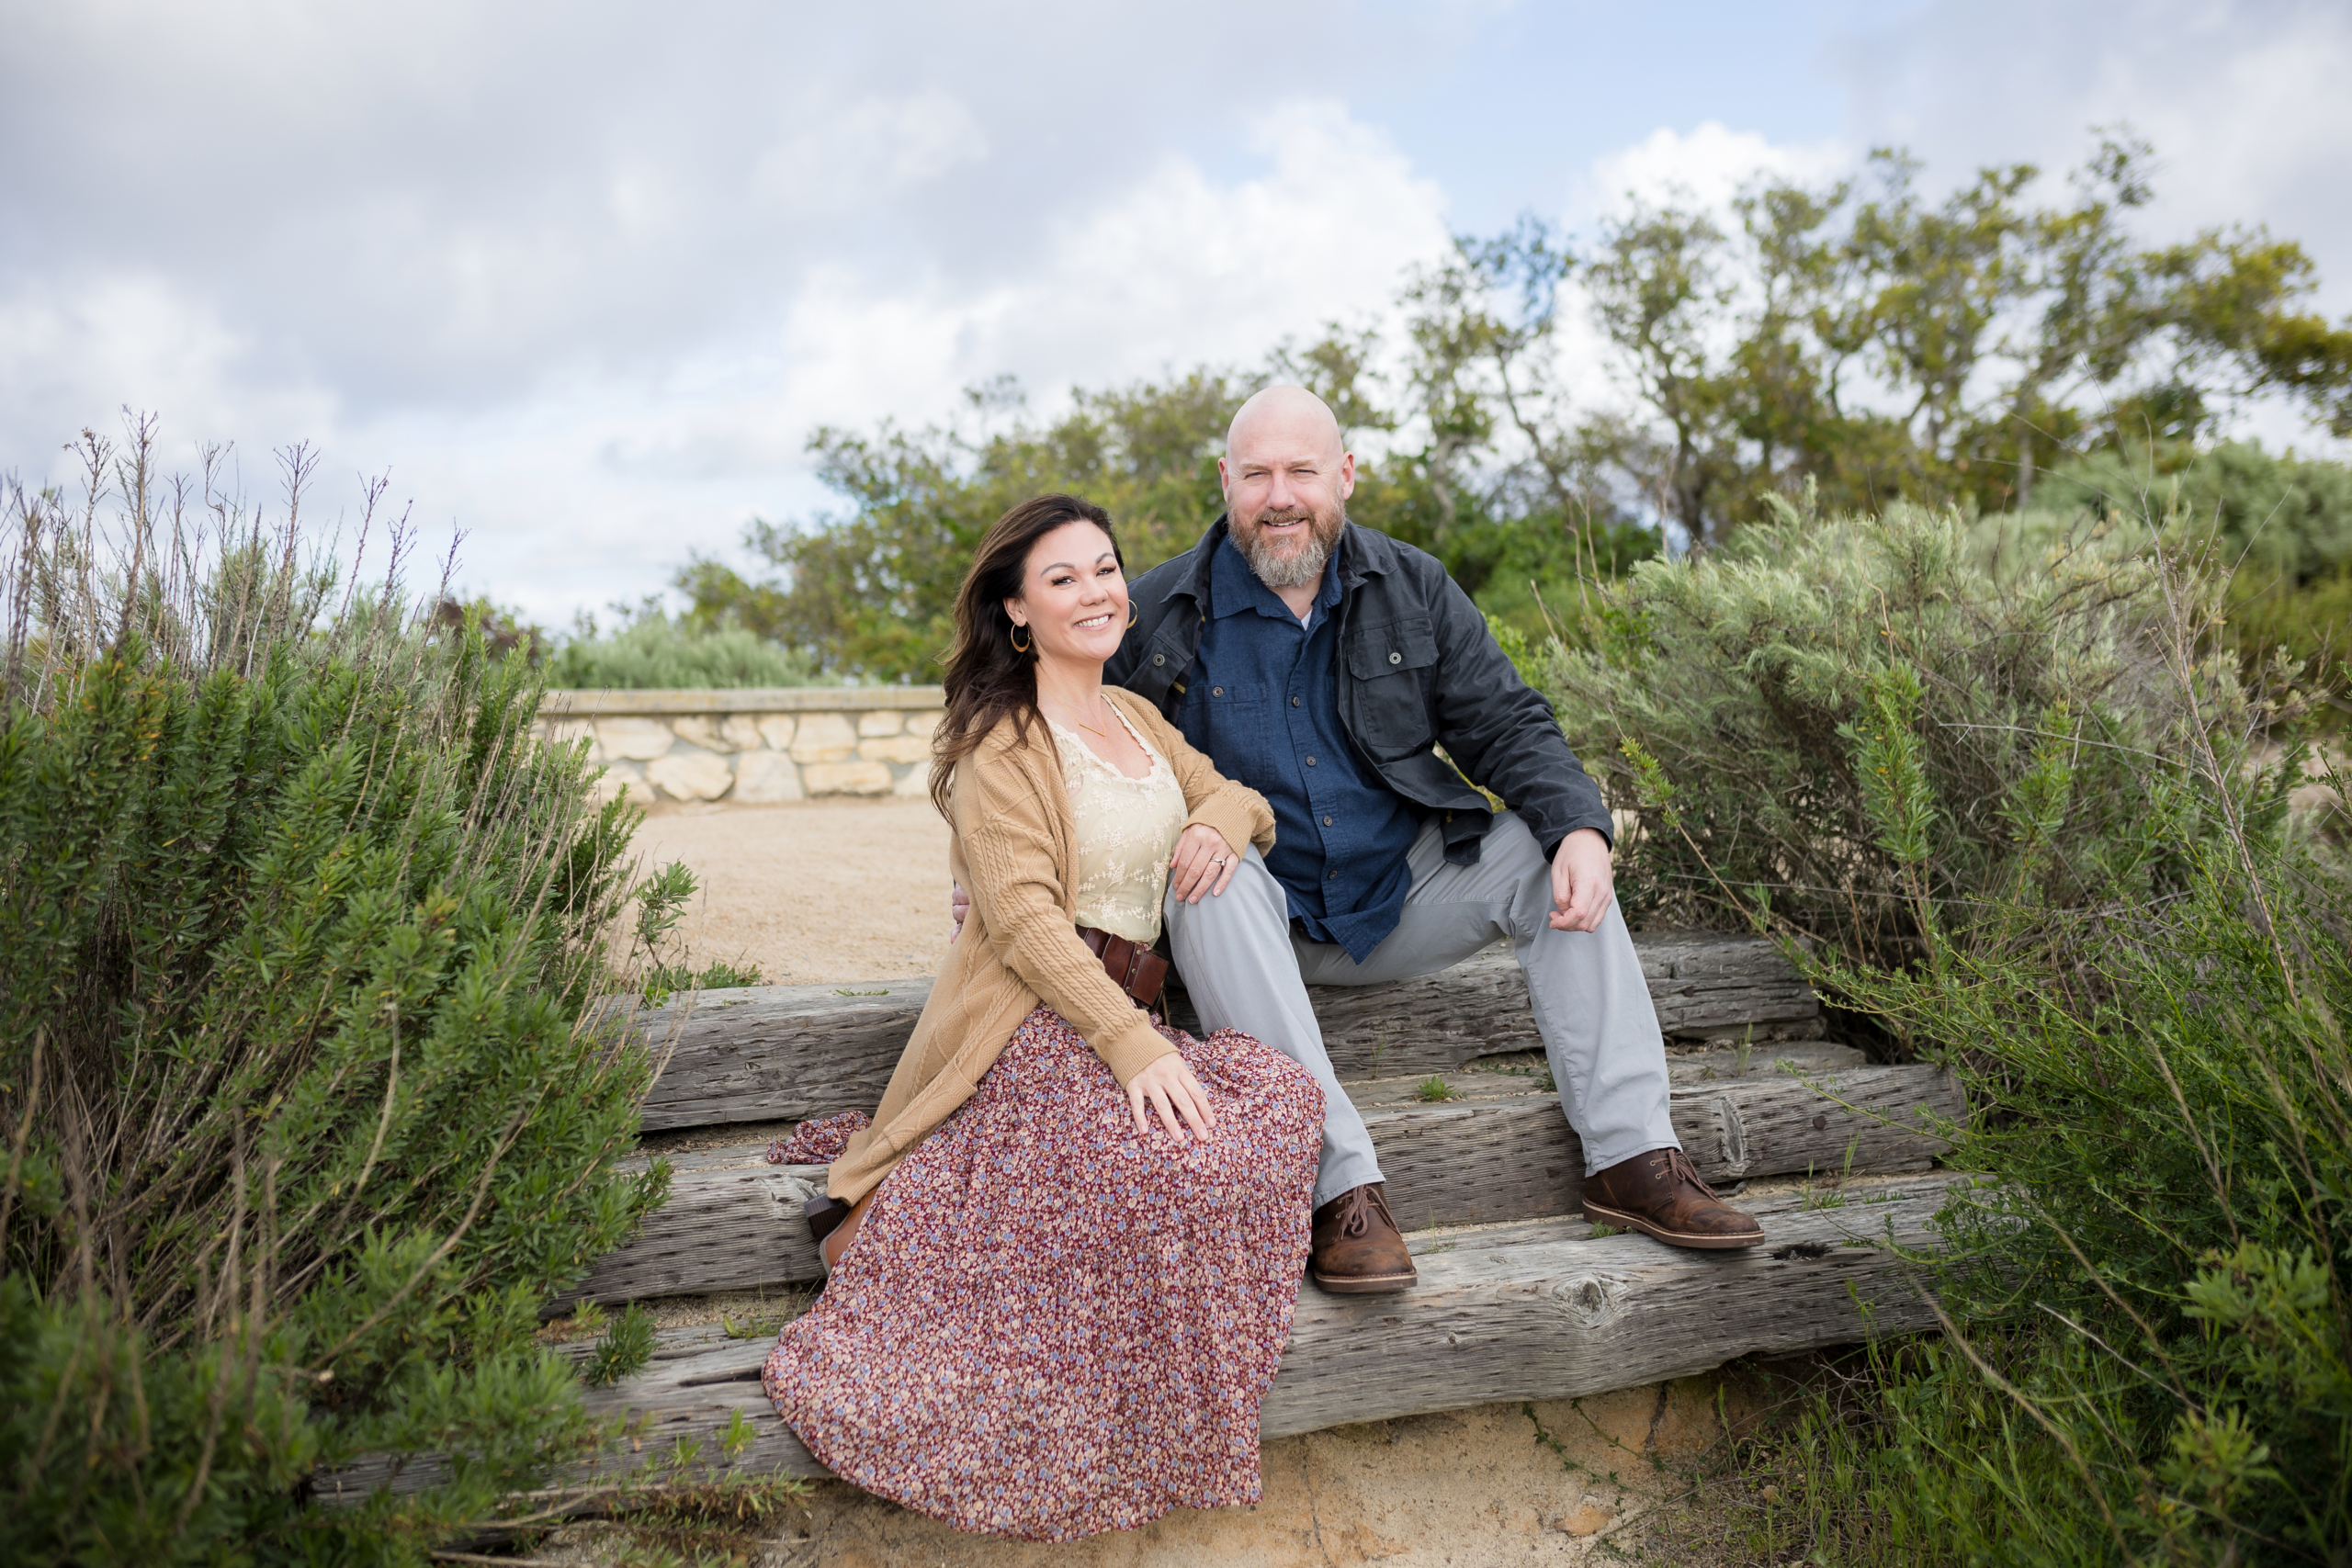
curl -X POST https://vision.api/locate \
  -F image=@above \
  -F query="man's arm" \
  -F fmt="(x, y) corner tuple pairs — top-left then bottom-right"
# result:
(1421, 569), (1612, 856)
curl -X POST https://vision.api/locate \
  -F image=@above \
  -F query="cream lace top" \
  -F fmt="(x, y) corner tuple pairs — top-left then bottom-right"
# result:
(1046, 705), (1188, 944)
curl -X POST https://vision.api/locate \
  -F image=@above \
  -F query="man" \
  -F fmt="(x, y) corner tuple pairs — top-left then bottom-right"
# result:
(1104, 385), (1764, 1293)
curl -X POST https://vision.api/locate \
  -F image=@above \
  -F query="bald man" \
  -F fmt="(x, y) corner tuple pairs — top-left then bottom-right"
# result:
(1104, 386), (1765, 1292)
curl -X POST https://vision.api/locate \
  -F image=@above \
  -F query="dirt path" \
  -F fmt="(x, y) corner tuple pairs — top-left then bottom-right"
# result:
(628, 798), (954, 986)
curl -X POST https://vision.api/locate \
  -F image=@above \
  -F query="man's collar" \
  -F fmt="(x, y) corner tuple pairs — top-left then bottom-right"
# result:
(1336, 520), (1389, 593)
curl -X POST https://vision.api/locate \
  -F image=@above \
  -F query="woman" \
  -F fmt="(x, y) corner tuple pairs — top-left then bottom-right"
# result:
(761, 493), (1323, 1542)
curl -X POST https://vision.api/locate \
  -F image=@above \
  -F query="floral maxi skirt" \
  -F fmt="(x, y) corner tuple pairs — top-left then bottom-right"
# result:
(762, 1005), (1324, 1541)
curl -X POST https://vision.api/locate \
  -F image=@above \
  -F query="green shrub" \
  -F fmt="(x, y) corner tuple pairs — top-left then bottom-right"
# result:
(2031, 439), (2352, 585)
(0, 430), (677, 1562)
(2225, 566), (2352, 724)
(1589, 485), (2352, 1560)
(1749, 705), (2350, 1563)
(1540, 494), (2283, 972)
(547, 611), (827, 689)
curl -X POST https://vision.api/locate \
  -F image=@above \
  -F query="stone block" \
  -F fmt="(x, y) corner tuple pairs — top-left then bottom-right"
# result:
(755, 714), (797, 750)
(597, 717), (677, 761)
(891, 765), (932, 798)
(856, 710), (903, 738)
(674, 715), (765, 753)
(647, 750), (735, 802)
(731, 751), (805, 804)
(802, 760), (892, 796)
(788, 713), (858, 762)
(901, 709), (944, 741)
(857, 735), (931, 765)
(590, 759), (645, 807)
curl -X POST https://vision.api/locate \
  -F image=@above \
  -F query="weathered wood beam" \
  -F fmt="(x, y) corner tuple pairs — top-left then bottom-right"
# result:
(1259, 1175), (1954, 1439)
(565, 1065), (1960, 1307)
(330, 1174), (1961, 1497)
(634, 934), (1824, 1132)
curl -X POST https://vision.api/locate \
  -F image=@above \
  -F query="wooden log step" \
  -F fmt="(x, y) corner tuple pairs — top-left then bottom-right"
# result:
(328, 1171), (1962, 1498)
(563, 1064), (1960, 1307)
(632, 932), (1824, 1132)
(1354, 1039), (1869, 1107)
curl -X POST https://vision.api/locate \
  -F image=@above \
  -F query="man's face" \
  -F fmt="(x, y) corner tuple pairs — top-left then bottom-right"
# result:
(1219, 412), (1355, 591)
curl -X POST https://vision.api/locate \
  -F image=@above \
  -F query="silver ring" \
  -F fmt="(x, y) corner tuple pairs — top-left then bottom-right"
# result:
(1212, 855), (1228, 865)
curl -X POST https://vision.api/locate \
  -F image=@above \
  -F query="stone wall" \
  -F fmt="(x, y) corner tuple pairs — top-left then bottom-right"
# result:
(537, 688), (945, 805)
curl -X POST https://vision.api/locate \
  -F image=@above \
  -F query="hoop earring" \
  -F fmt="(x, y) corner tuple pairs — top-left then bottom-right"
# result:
(1125, 604), (1137, 628)
(1010, 624), (1032, 654)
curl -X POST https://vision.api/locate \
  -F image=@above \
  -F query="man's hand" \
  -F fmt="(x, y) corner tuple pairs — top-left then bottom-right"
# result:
(1548, 828), (1615, 932)
(949, 881), (969, 942)
(1167, 824), (1240, 904)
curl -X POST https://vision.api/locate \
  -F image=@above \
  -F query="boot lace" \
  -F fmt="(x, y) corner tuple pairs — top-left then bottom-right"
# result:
(1330, 1185), (1393, 1238)
(1661, 1147), (1721, 1200)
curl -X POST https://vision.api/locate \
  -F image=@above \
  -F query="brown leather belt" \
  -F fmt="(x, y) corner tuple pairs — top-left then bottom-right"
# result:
(1077, 924), (1170, 1009)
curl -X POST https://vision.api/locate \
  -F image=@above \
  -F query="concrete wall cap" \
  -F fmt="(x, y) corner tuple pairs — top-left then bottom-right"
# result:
(540, 686), (944, 716)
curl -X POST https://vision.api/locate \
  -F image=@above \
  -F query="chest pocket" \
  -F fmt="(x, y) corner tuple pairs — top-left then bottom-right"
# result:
(1344, 616), (1439, 761)
(1177, 680), (1274, 786)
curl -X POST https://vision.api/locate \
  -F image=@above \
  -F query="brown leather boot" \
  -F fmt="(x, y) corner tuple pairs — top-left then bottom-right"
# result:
(1309, 1183), (1418, 1293)
(1582, 1148), (1765, 1249)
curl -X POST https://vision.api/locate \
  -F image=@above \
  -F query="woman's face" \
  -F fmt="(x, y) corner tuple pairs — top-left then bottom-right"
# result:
(1004, 520), (1127, 668)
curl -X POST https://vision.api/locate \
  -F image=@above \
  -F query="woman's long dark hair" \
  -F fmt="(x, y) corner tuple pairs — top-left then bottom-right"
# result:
(929, 493), (1121, 819)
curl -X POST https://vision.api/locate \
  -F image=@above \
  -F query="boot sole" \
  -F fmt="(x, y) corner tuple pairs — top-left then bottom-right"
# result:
(1582, 1201), (1765, 1250)
(1309, 1269), (1418, 1294)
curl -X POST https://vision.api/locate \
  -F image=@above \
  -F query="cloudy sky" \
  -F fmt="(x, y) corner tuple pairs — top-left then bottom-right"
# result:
(5, 0), (2347, 621)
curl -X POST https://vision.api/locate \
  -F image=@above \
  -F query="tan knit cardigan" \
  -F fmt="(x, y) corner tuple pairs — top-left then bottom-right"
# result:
(823, 687), (1276, 1202)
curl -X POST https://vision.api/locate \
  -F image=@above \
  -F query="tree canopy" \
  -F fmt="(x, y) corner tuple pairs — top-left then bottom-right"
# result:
(680, 131), (2352, 682)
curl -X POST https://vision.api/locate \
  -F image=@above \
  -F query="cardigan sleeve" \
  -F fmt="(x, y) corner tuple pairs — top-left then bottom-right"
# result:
(1116, 691), (1276, 858)
(951, 736), (1177, 1086)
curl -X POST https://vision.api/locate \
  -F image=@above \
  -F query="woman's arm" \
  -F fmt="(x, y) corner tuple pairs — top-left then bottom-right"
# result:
(952, 743), (1176, 1088)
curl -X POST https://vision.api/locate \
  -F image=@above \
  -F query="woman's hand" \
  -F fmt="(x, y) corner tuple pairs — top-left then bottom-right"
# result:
(1167, 824), (1239, 905)
(1126, 1052), (1217, 1143)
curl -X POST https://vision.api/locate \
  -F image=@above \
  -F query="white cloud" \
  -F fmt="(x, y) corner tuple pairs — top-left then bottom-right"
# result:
(1574, 121), (1848, 225)
(748, 92), (990, 214)
(292, 100), (1452, 622)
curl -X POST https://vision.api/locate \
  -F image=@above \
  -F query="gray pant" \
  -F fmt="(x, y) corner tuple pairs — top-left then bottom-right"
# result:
(1162, 811), (1679, 1207)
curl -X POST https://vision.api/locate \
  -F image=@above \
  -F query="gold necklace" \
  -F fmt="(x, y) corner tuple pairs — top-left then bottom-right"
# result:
(1055, 693), (1110, 738)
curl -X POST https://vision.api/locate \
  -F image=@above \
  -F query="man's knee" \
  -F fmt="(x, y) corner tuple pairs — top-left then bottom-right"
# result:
(1164, 847), (1288, 943)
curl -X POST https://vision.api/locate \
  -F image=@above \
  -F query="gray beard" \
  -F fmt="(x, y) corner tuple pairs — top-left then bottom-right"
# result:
(1238, 517), (1337, 590)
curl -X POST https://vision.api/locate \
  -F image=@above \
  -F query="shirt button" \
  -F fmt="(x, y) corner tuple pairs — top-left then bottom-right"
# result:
(1328, 869), (1339, 879)
(1291, 695), (1301, 706)
(1152, 654), (1165, 666)
(1322, 815), (1333, 826)
(1212, 686), (1223, 696)
(1305, 756), (1317, 766)
(1389, 650), (1402, 665)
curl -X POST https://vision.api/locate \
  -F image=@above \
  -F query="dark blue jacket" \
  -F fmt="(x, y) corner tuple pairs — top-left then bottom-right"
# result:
(1105, 517), (1614, 863)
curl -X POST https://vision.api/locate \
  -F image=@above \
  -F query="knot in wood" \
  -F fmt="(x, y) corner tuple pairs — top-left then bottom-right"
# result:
(1712, 1094), (1750, 1179)
(1549, 1273), (1623, 1329)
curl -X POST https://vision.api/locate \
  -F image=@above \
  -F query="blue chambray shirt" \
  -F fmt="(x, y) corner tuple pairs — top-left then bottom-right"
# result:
(1171, 534), (1421, 961)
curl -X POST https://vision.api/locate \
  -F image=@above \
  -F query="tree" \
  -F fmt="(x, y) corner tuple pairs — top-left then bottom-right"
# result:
(679, 371), (1250, 680)
(1573, 132), (2352, 541)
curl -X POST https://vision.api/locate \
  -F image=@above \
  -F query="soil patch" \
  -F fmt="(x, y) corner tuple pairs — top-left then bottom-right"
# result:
(629, 798), (953, 986)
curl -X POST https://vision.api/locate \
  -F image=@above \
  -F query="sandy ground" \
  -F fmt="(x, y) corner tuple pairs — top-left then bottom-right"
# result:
(629, 798), (955, 985)
(595, 799), (1761, 1566)
(541, 1378), (1770, 1567)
